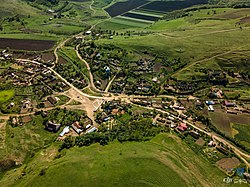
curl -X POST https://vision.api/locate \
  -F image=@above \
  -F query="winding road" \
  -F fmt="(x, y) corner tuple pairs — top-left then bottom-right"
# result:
(1, 2), (250, 169)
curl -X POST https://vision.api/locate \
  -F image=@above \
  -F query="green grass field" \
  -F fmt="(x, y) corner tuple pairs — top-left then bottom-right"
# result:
(232, 123), (250, 148)
(0, 0), (91, 39)
(59, 46), (90, 81)
(0, 90), (15, 104)
(0, 115), (56, 161)
(94, 8), (250, 82)
(0, 134), (227, 187)
(97, 16), (152, 30)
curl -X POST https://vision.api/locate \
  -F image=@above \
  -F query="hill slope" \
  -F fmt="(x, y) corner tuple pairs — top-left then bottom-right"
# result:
(0, 134), (227, 187)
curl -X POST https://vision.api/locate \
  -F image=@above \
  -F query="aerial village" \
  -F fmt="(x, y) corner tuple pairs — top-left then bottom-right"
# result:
(1, 29), (250, 181)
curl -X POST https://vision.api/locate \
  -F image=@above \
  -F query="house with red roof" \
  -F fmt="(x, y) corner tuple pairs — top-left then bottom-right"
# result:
(177, 123), (188, 132)
(224, 101), (236, 107)
(72, 121), (83, 134)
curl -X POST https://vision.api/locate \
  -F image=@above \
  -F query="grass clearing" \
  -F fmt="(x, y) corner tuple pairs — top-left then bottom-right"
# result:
(0, 134), (227, 187)
(0, 90), (15, 104)
(232, 123), (250, 148)
(209, 110), (232, 137)
(59, 46), (90, 81)
(0, 116), (56, 162)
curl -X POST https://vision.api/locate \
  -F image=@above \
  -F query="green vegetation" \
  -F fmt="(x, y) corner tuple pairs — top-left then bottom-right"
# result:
(0, 134), (227, 187)
(62, 118), (163, 150)
(55, 95), (70, 106)
(1, 1), (250, 186)
(0, 0), (91, 41)
(56, 47), (89, 89)
(232, 123), (250, 147)
(1, 115), (56, 162)
(1, 108), (87, 163)
(93, 0), (113, 8)
(0, 90), (15, 104)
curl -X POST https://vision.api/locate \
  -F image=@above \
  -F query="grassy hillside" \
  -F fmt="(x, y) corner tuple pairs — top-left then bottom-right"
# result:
(0, 0), (40, 18)
(0, 0), (92, 39)
(0, 134), (227, 187)
(95, 8), (250, 80)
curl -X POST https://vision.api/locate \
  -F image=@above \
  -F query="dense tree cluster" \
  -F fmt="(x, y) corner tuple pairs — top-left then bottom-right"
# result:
(60, 118), (166, 150)
(25, 0), (59, 6)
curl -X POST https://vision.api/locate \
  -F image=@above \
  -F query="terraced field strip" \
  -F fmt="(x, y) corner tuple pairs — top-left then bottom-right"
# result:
(122, 12), (159, 21)
(117, 16), (154, 24)
(138, 8), (167, 15)
(130, 10), (163, 18)
(0, 120), (6, 149)
(134, 8), (165, 16)
(110, 16), (152, 28)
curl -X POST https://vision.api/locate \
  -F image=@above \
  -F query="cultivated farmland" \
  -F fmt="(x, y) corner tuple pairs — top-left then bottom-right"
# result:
(0, 38), (55, 51)
(139, 0), (208, 13)
(104, 0), (148, 17)
(123, 12), (159, 21)
(104, 0), (209, 29)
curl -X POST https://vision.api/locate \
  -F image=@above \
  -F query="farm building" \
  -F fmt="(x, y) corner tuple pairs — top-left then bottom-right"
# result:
(47, 96), (57, 105)
(86, 127), (97, 134)
(85, 30), (92, 35)
(46, 121), (61, 132)
(85, 124), (92, 129)
(243, 173), (250, 180)
(174, 106), (185, 110)
(59, 126), (70, 137)
(206, 101), (215, 105)
(208, 140), (216, 147)
(208, 105), (214, 112)
(189, 130), (200, 139)
(224, 101), (236, 107)
(227, 110), (237, 114)
(72, 121), (83, 134)
(216, 146), (229, 155)
(177, 123), (187, 132)
(75, 36), (83, 43)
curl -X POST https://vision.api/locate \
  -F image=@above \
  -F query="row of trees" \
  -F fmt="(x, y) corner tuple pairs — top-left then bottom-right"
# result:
(60, 118), (167, 150)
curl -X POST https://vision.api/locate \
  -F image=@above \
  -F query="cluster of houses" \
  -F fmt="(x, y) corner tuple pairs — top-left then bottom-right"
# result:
(1, 50), (13, 60)
(96, 100), (129, 123)
(154, 112), (236, 161)
(1, 60), (66, 93)
(45, 116), (96, 138)
(79, 38), (163, 93)
(206, 99), (250, 114)
(0, 59), (71, 113)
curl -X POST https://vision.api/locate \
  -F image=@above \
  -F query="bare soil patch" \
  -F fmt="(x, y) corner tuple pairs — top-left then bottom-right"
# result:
(228, 113), (250, 125)
(216, 157), (240, 171)
(153, 62), (162, 72)
(22, 116), (32, 123)
(209, 110), (232, 137)
(0, 38), (55, 51)
(58, 56), (67, 64)
(238, 16), (250, 24)
(42, 52), (55, 62)
(195, 138), (205, 146)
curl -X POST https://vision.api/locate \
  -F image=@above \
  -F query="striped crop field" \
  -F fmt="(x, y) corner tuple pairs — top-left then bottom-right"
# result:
(113, 16), (153, 26)
(130, 10), (164, 18)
